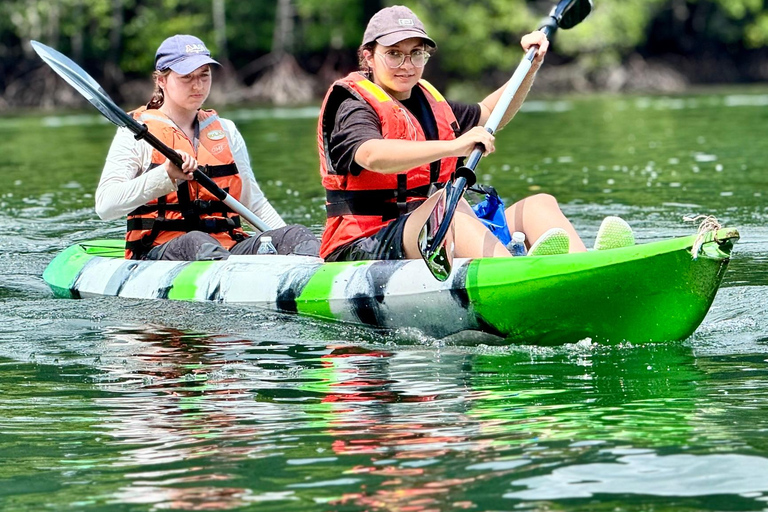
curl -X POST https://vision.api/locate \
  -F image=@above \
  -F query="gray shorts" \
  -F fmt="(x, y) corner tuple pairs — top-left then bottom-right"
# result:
(145, 225), (320, 261)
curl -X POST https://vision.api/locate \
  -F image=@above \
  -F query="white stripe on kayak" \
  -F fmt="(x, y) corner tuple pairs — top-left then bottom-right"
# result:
(118, 260), (188, 298)
(75, 258), (188, 298)
(74, 258), (127, 297)
(197, 255), (324, 305)
(326, 259), (474, 336)
(379, 259), (476, 337)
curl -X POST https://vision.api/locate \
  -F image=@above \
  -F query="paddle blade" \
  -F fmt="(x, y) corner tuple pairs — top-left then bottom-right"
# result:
(554, 0), (593, 29)
(30, 41), (131, 128)
(418, 187), (455, 282)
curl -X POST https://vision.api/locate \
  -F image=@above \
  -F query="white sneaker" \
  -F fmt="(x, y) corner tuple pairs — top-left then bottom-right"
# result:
(528, 228), (570, 256)
(594, 216), (635, 250)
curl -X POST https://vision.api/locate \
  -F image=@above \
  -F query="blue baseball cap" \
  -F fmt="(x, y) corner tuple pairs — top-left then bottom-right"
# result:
(155, 35), (220, 74)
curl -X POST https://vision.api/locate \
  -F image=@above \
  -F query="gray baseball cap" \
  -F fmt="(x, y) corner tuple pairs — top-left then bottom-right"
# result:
(362, 5), (436, 48)
(155, 35), (220, 74)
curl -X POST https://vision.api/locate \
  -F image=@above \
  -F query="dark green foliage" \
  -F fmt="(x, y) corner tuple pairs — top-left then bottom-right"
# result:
(2, 0), (768, 107)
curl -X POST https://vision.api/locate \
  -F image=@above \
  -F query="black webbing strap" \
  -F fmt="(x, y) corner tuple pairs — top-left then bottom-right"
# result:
(204, 163), (238, 178)
(127, 216), (241, 233)
(325, 184), (432, 220)
(129, 198), (234, 216)
(396, 174), (409, 217)
(325, 199), (424, 220)
(468, 183), (500, 197)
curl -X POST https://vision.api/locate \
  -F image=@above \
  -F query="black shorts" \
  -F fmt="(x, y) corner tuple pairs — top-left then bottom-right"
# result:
(325, 214), (410, 262)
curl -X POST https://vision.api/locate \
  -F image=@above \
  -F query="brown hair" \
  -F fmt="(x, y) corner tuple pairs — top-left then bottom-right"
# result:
(146, 69), (171, 109)
(357, 43), (376, 75)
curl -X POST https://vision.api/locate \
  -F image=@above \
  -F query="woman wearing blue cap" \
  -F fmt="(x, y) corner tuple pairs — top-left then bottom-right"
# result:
(96, 34), (319, 260)
(317, 6), (634, 262)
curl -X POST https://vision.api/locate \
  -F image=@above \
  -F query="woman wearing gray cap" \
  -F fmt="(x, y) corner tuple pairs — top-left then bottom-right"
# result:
(95, 34), (319, 260)
(318, 6), (633, 262)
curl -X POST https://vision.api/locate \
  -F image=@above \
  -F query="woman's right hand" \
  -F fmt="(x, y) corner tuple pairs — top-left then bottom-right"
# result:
(452, 126), (496, 157)
(165, 150), (197, 181)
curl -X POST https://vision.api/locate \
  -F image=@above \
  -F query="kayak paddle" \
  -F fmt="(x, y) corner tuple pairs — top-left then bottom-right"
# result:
(30, 40), (271, 232)
(418, 0), (593, 281)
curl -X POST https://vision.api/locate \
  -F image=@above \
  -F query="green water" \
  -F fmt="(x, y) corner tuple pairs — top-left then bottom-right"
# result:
(1, 90), (768, 510)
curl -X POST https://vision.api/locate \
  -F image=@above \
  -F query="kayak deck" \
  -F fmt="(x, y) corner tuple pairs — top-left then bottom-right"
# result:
(42, 228), (739, 344)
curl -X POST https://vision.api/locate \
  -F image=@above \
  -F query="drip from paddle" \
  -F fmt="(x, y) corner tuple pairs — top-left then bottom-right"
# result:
(30, 40), (271, 233)
(418, 0), (593, 281)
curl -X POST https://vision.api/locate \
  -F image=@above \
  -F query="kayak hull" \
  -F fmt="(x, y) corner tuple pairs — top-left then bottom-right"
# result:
(42, 228), (739, 344)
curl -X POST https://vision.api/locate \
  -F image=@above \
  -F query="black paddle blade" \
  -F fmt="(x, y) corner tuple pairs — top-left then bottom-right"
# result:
(419, 186), (455, 282)
(30, 41), (132, 128)
(554, 0), (593, 30)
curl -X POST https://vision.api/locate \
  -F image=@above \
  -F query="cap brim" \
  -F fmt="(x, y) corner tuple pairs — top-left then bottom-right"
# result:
(375, 31), (436, 48)
(167, 56), (220, 75)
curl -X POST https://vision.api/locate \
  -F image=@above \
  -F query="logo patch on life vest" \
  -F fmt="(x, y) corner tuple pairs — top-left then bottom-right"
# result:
(207, 129), (226, 140)
(210, 142), (226, 154)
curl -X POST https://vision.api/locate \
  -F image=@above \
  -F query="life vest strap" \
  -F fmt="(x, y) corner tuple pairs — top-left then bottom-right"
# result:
(325, 198), (424, 220)
(125, 215), (244, 260)
(201, 163), (238, 178)
(326, 185), (432, 203)
(145, 162), (237, 177)
(127, 216), (241, 233)
(170, 163), (237, 226)
(325, 184), (432, 220)
(129, 198), (233, 216)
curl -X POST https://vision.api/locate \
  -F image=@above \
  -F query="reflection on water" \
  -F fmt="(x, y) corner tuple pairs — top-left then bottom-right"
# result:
(4, 324), (768, 510)
(506, 451), (768, 501)
(2, 91), (768, 510)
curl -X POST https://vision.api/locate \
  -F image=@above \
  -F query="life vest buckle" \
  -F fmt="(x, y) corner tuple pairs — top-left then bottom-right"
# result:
(193, 199), (212, 212)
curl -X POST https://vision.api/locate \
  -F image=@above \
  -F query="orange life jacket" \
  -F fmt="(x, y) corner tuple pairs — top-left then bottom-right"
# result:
(125, 107), (246, 259)
(317, 72), (459, 258)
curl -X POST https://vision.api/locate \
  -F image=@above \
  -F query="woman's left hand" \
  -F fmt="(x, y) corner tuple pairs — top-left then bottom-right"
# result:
(521, 31), (549, 67)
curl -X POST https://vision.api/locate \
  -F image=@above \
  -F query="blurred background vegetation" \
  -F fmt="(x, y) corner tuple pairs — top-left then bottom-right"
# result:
(2, 0), (768, 110)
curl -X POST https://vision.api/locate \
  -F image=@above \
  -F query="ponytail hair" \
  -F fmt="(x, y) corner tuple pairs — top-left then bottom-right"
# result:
(146, 69), (171, 109)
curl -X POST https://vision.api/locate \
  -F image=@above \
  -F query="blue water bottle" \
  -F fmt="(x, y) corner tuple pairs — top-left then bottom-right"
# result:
(507, 231), (527, 256)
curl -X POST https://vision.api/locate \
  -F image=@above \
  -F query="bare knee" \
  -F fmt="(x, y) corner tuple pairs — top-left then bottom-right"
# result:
(506, 193), (563, 233)
(525, 193), (559, 211)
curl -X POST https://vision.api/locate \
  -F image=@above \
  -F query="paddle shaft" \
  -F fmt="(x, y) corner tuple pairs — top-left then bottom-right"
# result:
(135, 126), (270, 231)
(425, 23), (554, 256)
(133, 124), (271, 232)
(460, 23), (554, 184)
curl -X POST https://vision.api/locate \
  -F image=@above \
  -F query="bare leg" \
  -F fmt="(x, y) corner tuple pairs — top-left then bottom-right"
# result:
(454, 199), (510, 258)
(505, 193), (587, 253)
(402, 192), (444, 260)
(403, 192), (510, 259)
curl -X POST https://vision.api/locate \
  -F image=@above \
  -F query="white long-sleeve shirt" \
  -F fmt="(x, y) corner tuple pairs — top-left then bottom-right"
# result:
(95, 118), (285, 231)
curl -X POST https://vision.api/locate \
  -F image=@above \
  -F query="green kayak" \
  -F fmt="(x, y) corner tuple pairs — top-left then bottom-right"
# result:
(42, 227), (739, 344)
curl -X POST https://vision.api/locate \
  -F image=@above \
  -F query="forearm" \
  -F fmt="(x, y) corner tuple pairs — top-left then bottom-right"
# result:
(478, 60), (540, 130)
(95, 165), (176, 220)
(95, 128), (177, 220)
(250, 196), (285, 230)
(354, 138), (458, 175)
